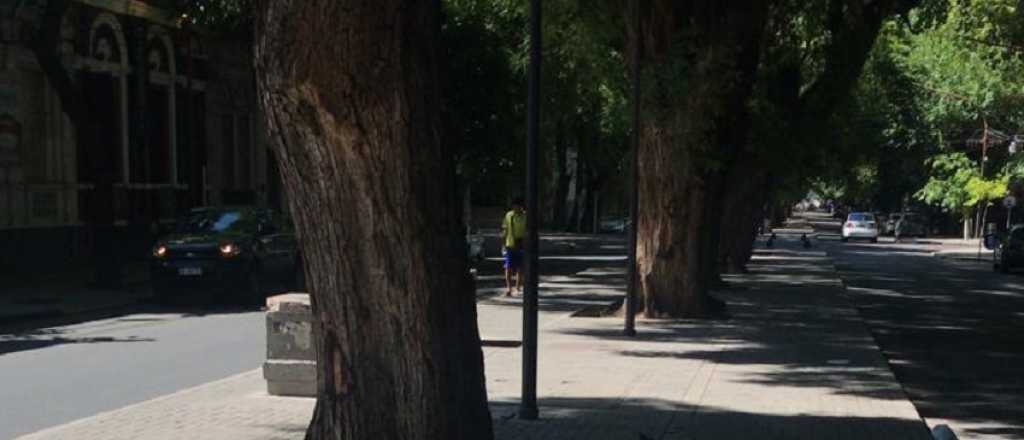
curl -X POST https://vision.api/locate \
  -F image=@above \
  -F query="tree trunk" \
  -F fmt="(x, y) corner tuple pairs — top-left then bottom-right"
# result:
(254, 2), (493, 439)
(631, 1), (768, 318)
(718, 162), (766, 274)
(550, 120), (571, 229)
(979, 204), (990, 237)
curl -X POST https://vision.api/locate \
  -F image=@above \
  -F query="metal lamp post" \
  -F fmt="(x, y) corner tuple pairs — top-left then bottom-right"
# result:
(623, 0), (641, 337)
(519, 0), (541, 421)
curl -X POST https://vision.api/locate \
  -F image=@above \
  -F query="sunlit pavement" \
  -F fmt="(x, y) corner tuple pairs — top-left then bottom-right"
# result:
(823, 236), (1024, 440)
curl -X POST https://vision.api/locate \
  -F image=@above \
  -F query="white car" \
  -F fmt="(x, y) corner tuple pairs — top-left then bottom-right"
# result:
(842, 212), (879, 242)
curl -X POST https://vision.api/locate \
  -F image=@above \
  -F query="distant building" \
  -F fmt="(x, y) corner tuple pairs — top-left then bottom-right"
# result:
(0, 0), (280, 272)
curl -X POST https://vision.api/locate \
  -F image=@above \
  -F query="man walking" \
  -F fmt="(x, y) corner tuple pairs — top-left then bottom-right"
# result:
(502, 197), (527, 296)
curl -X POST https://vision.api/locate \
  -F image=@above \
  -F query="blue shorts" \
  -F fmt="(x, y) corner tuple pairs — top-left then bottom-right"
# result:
(503, 248), (523, 270)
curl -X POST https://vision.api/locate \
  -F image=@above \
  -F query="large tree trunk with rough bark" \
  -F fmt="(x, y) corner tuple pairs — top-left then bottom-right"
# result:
(718, 157), (768, 274)
(631, 1), (767, 318)
(254, 2), (493, 439)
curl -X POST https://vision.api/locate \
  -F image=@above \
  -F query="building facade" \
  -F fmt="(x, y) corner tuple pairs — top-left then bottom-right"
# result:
(0, 0), (277, 273)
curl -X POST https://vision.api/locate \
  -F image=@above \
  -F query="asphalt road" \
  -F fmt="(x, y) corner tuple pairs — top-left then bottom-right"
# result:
(0, 233), (623, 440)
(823, 237), (1024, 440)
(0, 306), (264, 440)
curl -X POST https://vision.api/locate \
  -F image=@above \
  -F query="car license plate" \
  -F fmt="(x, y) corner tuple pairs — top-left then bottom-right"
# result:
(179, 267), (202, 276)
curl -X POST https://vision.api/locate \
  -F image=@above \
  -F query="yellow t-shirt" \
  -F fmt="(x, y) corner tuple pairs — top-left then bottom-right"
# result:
(502, 209), (527, 249)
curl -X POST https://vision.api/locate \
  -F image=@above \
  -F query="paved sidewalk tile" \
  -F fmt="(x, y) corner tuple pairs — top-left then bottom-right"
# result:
(16, 241), (932, 440)
(16, 370), (314, 440)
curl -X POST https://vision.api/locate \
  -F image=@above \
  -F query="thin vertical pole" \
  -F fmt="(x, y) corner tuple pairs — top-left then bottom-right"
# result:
(978, 119), (989, 258)
(624, 0), (641, 337)
(519, 0), (541, 421)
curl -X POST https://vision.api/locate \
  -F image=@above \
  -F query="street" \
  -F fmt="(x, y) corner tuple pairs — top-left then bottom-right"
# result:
(0, 307), (264, 440)
(823, 237), (1024, 440)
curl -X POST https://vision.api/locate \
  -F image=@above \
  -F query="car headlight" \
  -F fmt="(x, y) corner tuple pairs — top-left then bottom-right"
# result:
(153, 244), (168, 258)
(219, 243), (241, 257)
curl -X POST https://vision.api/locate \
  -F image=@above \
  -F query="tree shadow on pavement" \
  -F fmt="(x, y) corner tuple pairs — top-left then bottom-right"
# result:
(0, 327), (154, 355)
(489, 397), (932, 440)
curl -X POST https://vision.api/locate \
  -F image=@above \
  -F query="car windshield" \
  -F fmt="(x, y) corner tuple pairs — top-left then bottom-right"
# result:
(177, 209), (258, 234)
(849, 213), (874, 222)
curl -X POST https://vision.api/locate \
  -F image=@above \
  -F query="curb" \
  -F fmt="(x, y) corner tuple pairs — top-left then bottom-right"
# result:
(931, 252), (991, 261)
(822, 247), (935, 440)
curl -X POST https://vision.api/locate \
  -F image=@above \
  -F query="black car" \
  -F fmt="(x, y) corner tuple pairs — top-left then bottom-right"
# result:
(151, 207), (301, 303)
(990, 225), (1024, 273)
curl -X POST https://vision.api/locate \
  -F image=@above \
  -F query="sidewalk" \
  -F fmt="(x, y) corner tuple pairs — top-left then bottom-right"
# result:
(927, 238), (992, 261)
(0, 262), (150, 327)
(15, 240), (932, 440)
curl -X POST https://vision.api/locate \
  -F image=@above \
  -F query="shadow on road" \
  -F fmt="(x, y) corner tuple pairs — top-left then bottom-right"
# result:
(0, 327), (155, 355)
(826, 238), (1024, 439)
(0, 303), (262, 355)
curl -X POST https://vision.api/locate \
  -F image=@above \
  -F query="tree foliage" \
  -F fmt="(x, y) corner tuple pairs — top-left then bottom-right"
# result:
(813, 0), (1023, 226)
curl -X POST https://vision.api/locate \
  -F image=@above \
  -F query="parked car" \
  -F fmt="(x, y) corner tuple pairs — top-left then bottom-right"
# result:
(885, 212), (927, 238)
(150, 207), (301, 303)
(991, 225), (1024, 273)
(841, 212), (879, 242)
(876, 213), (889, 231)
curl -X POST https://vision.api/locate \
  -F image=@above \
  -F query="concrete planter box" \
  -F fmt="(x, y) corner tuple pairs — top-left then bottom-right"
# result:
(263, 293), (316, 397)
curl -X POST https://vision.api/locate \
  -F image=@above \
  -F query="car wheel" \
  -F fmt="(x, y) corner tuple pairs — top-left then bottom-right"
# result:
(841, 237), (849, 243)
(871, 238), (878, 243)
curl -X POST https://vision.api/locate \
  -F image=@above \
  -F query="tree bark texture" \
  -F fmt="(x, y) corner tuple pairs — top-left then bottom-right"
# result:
(545, 119), (571, 229)
(254, 2), (493, 439)
(630, 0), (767, 318)
(717, 157), (768, 274)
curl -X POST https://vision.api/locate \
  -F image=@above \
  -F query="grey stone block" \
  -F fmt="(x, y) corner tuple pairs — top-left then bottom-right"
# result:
(266, 293), (311, 313)
(266, 312), (314, 361)
(267, 380), (316, 398)
(264, 293), (317, 398)
(263, 360), (316, 397)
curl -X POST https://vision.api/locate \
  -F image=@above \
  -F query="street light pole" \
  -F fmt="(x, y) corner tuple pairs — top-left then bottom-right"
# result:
(519, 0), (541, 421)
(624, 0), (641, 337)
